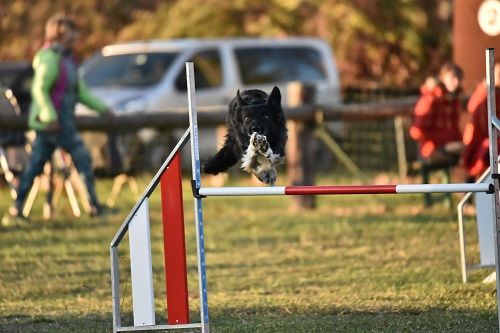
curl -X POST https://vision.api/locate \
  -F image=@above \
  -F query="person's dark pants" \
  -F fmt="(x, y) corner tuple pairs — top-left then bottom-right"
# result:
(15, 131), (99, 212)
(418, 144), (461, 207)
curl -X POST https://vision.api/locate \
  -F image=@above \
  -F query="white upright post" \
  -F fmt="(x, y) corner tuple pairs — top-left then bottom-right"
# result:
(485, 48), (500, 331)
(128, 198), (156, 326)
(186, 61), (209, 333)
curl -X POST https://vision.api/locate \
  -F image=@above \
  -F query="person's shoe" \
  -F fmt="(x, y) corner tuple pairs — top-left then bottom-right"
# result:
(1, 207), (29, 227)
(90, 204), (119, 218)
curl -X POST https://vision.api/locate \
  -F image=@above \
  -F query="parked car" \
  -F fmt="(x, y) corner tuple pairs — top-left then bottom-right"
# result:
(77, 37), (341, 171)
(0, 62), (31, 160)
(0, 61), (32, 115)
(80, 37), (341, 111)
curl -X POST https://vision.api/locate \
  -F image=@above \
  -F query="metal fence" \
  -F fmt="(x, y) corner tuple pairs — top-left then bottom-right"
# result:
(0, 89), (418, 174)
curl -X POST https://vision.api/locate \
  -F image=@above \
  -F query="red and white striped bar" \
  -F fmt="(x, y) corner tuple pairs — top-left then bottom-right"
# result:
(198, 183), (493, 197)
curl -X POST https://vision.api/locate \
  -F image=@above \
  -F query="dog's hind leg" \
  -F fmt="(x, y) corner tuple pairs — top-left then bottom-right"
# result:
(254, 165), (277, 186)
(203, 145), (240, 175)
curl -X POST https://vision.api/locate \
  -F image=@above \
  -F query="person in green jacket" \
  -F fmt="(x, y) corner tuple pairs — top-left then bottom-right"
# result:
(6, 15), (114, 221)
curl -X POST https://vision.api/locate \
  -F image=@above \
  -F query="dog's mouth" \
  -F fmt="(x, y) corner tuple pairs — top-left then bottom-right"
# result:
(248, 130), (266, 137)
(248, 126), (267, 136)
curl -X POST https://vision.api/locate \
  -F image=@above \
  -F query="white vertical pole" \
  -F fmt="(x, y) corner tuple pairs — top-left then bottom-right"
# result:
(129, 198), (156, 326)
(475, 182), (496, 266)
(485, 48), (500, 331)
(186, 61), (209, 333)
(110, 246), (121, 333)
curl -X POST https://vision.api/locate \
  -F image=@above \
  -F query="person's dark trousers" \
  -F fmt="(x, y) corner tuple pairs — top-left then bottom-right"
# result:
(108, 132), (125, 176)
(15, 130), (99, 212)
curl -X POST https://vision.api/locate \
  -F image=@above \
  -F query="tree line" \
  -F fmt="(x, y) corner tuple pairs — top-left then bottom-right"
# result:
(0, 0), (452, 88)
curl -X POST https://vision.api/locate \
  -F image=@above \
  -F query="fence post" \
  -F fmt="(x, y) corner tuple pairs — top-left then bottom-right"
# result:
(286, 82), (316, 209)
(394, 115), (408, 182)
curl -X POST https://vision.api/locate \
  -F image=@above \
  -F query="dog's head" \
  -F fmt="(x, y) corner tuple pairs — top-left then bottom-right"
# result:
(233, 86), (283, 138)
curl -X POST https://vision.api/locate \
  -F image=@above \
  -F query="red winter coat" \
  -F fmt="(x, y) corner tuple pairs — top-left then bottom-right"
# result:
(461, 82), (500, 177)
(409, 83), (462, 158)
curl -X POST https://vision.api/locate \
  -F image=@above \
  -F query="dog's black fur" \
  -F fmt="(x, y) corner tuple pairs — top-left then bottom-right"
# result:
(203, 86), (287, 185)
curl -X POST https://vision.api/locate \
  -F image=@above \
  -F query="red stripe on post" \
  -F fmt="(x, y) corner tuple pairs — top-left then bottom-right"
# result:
(160, 152), (189, 324)
(284, 185), (397, 195)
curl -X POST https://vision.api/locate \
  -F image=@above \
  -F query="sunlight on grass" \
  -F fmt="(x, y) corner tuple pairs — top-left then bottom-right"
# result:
(0, 174), (497, 332)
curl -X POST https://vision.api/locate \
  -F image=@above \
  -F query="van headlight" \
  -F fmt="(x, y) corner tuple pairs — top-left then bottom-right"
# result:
(117, 96), (148, 113)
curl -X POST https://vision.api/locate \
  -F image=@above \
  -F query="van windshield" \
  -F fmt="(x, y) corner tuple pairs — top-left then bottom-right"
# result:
(82, 52), (178, 87)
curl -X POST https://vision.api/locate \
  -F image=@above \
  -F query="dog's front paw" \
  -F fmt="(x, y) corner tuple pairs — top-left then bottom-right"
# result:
(251, 132), (270, 155)
(256, 167), (277, 186)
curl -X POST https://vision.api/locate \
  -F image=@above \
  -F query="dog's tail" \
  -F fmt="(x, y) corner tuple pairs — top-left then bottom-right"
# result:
(203, 145), (240, 175)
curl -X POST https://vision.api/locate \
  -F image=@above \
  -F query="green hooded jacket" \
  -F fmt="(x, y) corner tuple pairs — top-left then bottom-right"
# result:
(29, 46), (108, 130)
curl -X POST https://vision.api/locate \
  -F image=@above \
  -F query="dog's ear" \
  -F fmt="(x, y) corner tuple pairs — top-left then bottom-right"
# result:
(267, 86), (281, 107)
(236, 90), (244, 109)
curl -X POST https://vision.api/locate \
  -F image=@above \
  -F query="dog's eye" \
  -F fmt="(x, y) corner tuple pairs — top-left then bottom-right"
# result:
(244, 117), (250, 122)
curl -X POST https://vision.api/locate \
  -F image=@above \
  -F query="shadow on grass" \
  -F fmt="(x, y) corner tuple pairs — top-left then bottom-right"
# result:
(0, 313), (112, 333)
(0, 306), (496, 333)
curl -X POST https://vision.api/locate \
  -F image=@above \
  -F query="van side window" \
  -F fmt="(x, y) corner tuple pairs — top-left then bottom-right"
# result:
(83, 52), (178, 87)
(235, 47), (326, 84)
(175, 50), (223, 91)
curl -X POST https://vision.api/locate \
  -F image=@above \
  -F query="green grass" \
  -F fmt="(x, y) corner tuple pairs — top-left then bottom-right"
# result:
(0, 174), (498, 332)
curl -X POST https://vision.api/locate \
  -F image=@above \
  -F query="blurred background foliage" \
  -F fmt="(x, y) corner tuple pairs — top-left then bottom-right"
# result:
(0, 0), (452, 88)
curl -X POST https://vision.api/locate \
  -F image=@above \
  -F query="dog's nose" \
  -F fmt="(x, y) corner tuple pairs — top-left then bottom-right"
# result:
(250, 125), (262, 133)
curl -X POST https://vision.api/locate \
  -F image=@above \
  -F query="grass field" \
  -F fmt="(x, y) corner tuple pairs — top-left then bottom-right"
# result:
(0, 174), (498, 333)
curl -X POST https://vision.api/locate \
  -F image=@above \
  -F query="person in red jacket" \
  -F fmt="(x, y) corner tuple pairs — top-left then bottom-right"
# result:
(410, 62), (465, 167)
(409, 63), (465, 206)
(460, 61), (500, 181)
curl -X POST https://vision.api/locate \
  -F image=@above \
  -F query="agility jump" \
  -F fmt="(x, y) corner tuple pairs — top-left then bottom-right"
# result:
(110, 49), (500, 333)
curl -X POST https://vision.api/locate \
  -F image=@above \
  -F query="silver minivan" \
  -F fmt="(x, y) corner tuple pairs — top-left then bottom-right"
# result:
(77, 37), (341, 170)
